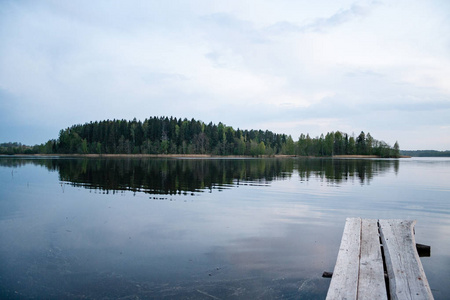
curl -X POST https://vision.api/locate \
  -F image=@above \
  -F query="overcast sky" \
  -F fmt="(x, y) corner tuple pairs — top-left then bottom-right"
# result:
(1, 0), (449, 150)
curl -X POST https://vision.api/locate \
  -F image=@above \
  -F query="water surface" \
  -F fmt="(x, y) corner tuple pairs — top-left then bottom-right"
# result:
(0, 157), (449, 299)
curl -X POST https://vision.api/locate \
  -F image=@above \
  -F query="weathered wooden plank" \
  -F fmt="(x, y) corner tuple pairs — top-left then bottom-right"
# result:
(379, 219), (434, 300)
(326, 217), (361, 300)
(358, 219), (388, 300)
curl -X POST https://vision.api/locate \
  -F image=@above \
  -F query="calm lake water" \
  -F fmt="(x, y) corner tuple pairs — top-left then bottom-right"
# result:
(0, 157), (449, 299)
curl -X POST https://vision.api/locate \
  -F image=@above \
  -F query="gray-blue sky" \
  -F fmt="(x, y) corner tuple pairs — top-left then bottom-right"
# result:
(1, 0), (449, 150)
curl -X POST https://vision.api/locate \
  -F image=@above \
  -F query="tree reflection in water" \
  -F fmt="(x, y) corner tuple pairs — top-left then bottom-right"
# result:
(1, 157), (399, 195)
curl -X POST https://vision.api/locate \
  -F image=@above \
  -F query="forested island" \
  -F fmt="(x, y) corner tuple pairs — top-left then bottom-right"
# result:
(1, 116), (400, 157)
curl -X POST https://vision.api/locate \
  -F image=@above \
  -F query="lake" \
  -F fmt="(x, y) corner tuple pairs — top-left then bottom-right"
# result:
(0, 156), (449, 299)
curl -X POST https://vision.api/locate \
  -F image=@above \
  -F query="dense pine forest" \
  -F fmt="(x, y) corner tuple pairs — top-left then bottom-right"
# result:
(1, 116), (400, 157)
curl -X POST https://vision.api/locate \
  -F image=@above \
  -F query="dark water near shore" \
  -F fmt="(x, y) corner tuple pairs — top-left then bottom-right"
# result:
(0, 157), (449, 299)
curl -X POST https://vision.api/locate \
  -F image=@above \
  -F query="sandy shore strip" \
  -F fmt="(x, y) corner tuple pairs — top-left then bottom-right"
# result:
(15, 153), (298, 159)
(6, 154), (410, 158)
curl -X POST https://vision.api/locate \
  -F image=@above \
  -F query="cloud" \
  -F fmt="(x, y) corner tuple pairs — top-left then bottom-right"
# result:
(304, 3), (374, 32)
(266, 1), (379, 35)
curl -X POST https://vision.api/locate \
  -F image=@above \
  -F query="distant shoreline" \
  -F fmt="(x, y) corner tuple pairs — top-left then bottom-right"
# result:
(2, 154), (410, 159)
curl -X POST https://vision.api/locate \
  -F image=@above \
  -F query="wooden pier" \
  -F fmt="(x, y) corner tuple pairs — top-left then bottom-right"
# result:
(326, 218), (433, 300)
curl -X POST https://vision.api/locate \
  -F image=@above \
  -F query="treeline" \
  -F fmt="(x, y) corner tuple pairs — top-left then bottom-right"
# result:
(0, 142), (36, 155)
(400, 150), (450, 157)
(2, 117), (400, 157)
